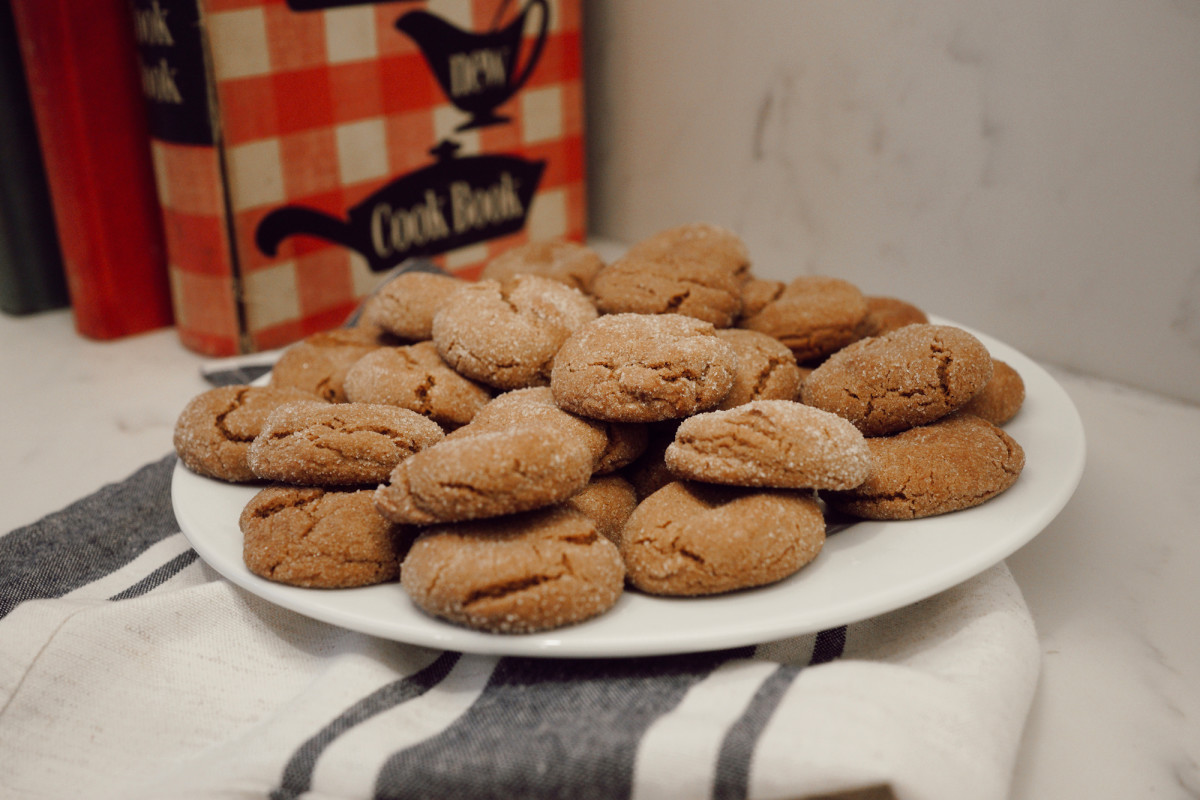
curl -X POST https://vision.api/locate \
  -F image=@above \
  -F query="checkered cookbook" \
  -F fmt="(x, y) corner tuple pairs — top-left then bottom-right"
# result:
(132, 0), (585, 356)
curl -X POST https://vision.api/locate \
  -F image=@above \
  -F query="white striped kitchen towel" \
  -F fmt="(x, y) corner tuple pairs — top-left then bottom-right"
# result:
(0, 453), (1039, 800)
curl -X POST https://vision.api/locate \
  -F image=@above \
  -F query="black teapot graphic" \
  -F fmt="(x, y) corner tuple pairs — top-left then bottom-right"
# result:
(396, 0), (548, 130)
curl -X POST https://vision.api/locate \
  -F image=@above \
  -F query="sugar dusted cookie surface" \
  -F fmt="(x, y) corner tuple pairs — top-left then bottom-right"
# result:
(174, 384), (322, 482)
(432, 274), (598, 390)
(550, 313), (736, 422)
(343, 341), (492, 429)
(621, 481), (824, 597)
(248, 402), (444, 486)
(269, 328), (384, 402)
(665, 400), (870, 490)
(479, 240), (605, 292)
(800, 323), (994, 436)
(369, 270), (467, 341)
(241, 486), (409, 588)
(713, 328), (804, 409)
(824, 412), (1025, 520)
(739, 276), (868, 363)
(375, 424), (595, 525)
(400, 506), (625, 634)
(588, 252), (745, 328)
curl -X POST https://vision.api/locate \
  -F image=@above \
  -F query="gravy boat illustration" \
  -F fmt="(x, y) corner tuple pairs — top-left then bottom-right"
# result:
(396, 0), (549, 130)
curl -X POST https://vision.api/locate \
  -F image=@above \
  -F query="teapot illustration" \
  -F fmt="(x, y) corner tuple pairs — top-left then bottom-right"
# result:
(396, 0), (548, 131)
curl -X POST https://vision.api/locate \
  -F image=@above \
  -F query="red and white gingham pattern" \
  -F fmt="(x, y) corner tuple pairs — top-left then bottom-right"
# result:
(157, 0), (585, 355)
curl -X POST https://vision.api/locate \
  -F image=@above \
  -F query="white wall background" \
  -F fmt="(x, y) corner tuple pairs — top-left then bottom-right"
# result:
(582, 1), (1200, 405)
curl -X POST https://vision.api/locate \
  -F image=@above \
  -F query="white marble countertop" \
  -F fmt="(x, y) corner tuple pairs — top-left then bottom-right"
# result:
(2, 307), (1197, 798)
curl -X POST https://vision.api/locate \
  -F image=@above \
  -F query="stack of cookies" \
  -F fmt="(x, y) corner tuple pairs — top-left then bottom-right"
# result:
(173, 225), (1026, 635)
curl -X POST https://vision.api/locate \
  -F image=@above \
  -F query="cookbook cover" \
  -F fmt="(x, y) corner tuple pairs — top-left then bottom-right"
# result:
(132, 0), (586, 356)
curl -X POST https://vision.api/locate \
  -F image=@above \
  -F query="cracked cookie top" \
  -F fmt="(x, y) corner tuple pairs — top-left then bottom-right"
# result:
(400, 505), (625, 634)
(800, 323), (994, 436)
(665, 400), (870, 490)
(823, 412), (1025, 520)
(240, 486), (410, 588)
(269, 328), (386, 402)
(713, 328), (805, 409)
(738, 275), (869, 364)
(367, 270), (468, 342)
(550, 313), (737, 422)
(343, 341), (492, 430)
(620, 480), (824, 597)
(479, 239), (606, 293)
(431, 274), (598, 391)
(173, 384), (324, 482)
(247, 401), (445, 486)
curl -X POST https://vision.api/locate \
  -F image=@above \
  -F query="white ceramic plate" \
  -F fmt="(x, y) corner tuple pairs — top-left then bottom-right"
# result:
(173, 319), (1085, 658)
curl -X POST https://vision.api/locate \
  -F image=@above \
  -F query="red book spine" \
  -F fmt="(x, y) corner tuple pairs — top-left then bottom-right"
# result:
(10, 0), (173, 339)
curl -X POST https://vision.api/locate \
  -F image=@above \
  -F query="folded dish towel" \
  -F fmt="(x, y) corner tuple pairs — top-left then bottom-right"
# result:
(0, 445), (1039, 800)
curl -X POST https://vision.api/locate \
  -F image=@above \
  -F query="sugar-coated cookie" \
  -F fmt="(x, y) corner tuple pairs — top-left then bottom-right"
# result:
(564, 473), (639, 544)
(824, 412), (1025, 519)
(961, 358), (1025, 425)
(241, 486), (409, 588)
(432, 274), (598, 390)
(368, 270), (468, 341)
(665, 400), (870, 490)
(739, 275), (869, 363)
(400, 506), (625, 633)
(588, 251), (744, 328)
(738, 278), (784, 320)
(174, 385), (323, 482)
(462, 386), (647, 475)
(479, 240), (606, 292)
(622, 222), (751, 282)
(269, 328), (384, 402)
(343, 341), (492, 429)
(375, 425), (595, 525)
(551, 313), (736, 422)
(714, 328), (805, 409)
(859, 296), (929, 337)
(621, 481), (824, 597)
(800, 324), (994, 436)
(248, 402), (444, 486)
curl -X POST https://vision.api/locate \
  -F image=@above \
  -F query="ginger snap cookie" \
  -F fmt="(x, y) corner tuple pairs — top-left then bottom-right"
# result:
(737, 278), (784, 321)
(714, 328), (805, 409)
(432, 274), (598, 390)
(859, 296), (929, 337)
(368, 270), (468, 341)
(550, 313), (736, 423)
(738, 275), (869, 363)
(480, 239), (606, 292)
(620, 481), (824, 597)
(824, 412), (1025, 520)
(375, 424), (596, 525)
(588, 251), (745, 328)
(269, 328), (384, 403)
(174, 385), (323, 483)
(800, 323), (994, 436)
(248, 402), (444, 486)
(400, 506), (625, 633)
(564, 473), (639, 545)
(459, 387), (646, 474)
(665, 400), (870, 490)
(961, 358), (1025, 426)
(343, 341), (492, 429)
(241, 486), (409, 588)
(623, 222), (751, 282)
